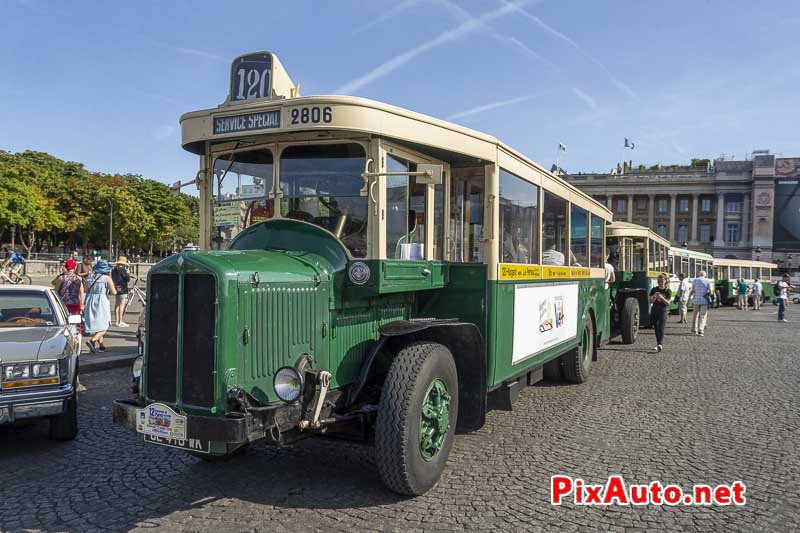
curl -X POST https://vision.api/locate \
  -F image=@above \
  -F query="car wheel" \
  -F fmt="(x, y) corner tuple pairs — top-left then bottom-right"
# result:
(49, 392), (78, 441)
(375, 341), (459, 496)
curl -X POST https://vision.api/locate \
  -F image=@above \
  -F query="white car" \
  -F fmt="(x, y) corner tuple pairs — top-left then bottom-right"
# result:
(0, 285), (82, 440)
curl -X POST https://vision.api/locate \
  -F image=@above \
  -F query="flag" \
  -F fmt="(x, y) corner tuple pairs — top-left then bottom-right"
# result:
(624, 138), (635, 150)
(558, 142), (567, 153)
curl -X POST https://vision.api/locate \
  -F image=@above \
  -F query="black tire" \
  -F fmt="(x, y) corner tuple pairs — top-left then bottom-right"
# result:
(375, 341), (459, 496)
(562, 317), (594, 384)
(620, 297), (640, 344)
(49, 393), (78, 441)
(543, 357), (563, 381)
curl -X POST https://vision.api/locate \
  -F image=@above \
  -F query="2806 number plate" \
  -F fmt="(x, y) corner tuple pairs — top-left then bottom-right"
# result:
(289, 106), (333, 126)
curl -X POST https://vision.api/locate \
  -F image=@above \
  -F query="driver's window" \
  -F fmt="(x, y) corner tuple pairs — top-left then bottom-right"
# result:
(279, 143), (368, 257)
(386, 155), (426, 259)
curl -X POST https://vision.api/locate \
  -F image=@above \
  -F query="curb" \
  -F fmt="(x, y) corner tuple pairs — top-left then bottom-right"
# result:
(81, 352), (139, 373)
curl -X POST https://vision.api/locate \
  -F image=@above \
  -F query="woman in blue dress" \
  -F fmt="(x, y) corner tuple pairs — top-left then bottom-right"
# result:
(83, 260), (117, 353)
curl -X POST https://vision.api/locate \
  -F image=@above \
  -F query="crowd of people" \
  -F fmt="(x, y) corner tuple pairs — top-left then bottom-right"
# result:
(51, 251), (132, 354)
(603, 256), (796, 354)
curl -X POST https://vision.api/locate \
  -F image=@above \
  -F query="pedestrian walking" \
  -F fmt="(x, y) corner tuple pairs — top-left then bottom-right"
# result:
(83, 260), (117, 353)
(737, 278), (750, 310)
(776, 273), (795, 323)
(53, 259), (84, 331)
(649, 274), (671, 352)
(689, 270), (713, 336)
(111, 256), (131, 327)
(677, 273), (692, 323)
(751, 278), (763, 310)
(77, 255), (93, 283)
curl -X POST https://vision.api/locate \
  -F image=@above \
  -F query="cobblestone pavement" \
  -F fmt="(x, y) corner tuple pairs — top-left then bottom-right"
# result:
(1, 305), (798, 532)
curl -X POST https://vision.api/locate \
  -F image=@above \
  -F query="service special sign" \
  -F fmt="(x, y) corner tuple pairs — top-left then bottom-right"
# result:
(213, 110), (280, 134)
(512, 283), (579, 364)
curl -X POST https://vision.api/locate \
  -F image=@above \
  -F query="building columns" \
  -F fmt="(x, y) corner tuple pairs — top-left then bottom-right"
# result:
(669, 192), (677, 243)
(690, 194), (699, 244)
(606, 194), (614, 210)
(648, 193), (655, 230)
(714, 192), (726, 247)
(740, 192), (750, 247)
(627, 193), (634, 222)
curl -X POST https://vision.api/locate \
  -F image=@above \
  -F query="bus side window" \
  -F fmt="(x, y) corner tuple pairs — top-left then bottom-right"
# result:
(569, 204), (588, 267)
(542, 191), (568, 266)
(590, 216), (604, 268)
(499, 169), (538, 264)
(449, 166), (485, 263)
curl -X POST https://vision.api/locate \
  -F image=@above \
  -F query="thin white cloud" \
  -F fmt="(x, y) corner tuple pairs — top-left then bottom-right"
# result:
(335, 0), (529, 95)
(505, 36), (558, 70)
(353, 0), (423, 35)
(151, 40), (224, 62)
(572, 87), (597, 111)
(501, 0), (639, 101)
(448, 92), (546, 120)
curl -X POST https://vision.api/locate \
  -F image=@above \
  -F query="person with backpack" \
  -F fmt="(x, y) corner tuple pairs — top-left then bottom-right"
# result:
(776, 274), (795, 323)
(1, 247), (26, 282)
(689, 270), (714, 337)
(53, 259), (85, 332)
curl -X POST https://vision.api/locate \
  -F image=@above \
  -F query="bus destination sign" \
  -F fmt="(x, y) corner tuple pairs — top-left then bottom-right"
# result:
(230, 52), (273, 101)
(213, 110), (281, 134)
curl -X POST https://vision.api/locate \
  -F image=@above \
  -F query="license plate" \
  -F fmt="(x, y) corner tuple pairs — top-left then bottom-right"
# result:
(136, 402), (187, 440)
(142, 433), (210, 453)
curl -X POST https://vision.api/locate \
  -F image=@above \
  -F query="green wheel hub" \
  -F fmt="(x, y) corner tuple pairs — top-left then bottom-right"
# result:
(419, 378), (451, 461)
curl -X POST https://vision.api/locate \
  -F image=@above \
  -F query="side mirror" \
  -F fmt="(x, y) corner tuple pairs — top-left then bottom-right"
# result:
(68, 315), (82, 325)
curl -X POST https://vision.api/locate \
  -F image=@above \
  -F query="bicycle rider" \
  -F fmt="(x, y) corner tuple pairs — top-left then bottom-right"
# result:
(1, 247), (26, 281)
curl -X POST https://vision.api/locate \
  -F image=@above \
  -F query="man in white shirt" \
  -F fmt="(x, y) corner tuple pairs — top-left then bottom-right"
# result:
(777, 274), (794, 323)
(678, 273), (692, 324)
(688, 270), (713, 336)
(751, 278), (763, 311)
(542, 244), (565, 266)
(604, 254), (616, 290)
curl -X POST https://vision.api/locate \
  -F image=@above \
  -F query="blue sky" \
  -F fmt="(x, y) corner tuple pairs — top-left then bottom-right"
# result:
(1, 0), (799, 185)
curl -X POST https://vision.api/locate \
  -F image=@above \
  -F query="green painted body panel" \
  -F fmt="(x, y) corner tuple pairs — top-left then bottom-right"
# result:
(140, 219), (610, 431)
(716, 279), (774, 305)
(488, 277), (608, 388)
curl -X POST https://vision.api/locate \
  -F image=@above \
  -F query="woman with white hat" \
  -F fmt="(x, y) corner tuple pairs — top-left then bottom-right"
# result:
(111, 256), (131, 327)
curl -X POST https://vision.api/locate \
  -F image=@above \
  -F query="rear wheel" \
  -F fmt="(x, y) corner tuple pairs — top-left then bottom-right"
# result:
(620, 297), (640, 344)
(49, 393), (78, 441)
(563, 318), (594, 384)
(13, 273), (32, 285)
(375, 341), (459, 496)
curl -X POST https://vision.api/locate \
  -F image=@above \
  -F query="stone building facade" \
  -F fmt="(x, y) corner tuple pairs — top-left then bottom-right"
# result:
(564, 152), (800, 271)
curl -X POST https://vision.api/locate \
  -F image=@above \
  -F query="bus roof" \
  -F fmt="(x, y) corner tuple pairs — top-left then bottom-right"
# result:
(669, 247), (714, 261)
(180, 94), (612, 220)
(607, 221), (671, 247)
(712, 258), (777, 269)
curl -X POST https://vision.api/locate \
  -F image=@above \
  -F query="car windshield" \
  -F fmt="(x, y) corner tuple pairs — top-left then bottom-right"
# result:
(0, 292), (57, 327)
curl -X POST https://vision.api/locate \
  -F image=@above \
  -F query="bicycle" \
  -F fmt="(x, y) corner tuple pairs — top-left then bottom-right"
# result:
(0, 266), (32, 285)
(122, 277), (147, 316)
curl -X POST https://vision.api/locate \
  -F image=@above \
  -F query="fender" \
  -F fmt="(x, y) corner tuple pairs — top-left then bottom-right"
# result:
(346, 319), (487, 433)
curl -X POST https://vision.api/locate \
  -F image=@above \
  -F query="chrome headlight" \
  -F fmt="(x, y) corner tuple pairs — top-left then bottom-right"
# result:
(32, 363), (57, 377)
(273, 366), (303, 402)
(132, 356), (143, 379)
(4, 364), (31, 380)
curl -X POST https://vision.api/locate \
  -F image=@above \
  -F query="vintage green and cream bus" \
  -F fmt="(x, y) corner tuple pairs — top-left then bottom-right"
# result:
(112, 52), (613, 495)
(606, 221), (670, 343)
(713, 258), (777, 305)
(668, 247), (715, 309)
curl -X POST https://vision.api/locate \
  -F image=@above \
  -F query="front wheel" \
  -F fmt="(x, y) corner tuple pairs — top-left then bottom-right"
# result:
(12, 273), (32, 285)
(375, 341), (459, 496)
(562, 317), (594, 384)
(49, 393), (78, 440)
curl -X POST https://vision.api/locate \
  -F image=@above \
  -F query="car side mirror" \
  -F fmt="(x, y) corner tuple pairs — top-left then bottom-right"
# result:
(68, 315), (82, 325)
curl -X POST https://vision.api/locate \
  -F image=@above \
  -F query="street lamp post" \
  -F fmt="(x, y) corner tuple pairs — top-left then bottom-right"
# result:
(755, 246), (762, 262)
(788, 254), (794, 275)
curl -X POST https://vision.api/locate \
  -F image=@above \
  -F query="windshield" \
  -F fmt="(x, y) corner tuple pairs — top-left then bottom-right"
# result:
(0, 292), (57, 327)
(280, 143), (368, 257)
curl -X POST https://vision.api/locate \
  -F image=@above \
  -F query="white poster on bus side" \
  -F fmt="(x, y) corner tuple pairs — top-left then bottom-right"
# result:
(512, 283), (579, 364)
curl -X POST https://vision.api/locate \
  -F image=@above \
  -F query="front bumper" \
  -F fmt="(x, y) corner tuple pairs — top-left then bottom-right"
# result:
(112, 399), (303, 453)
(0, 383), (74, 424)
